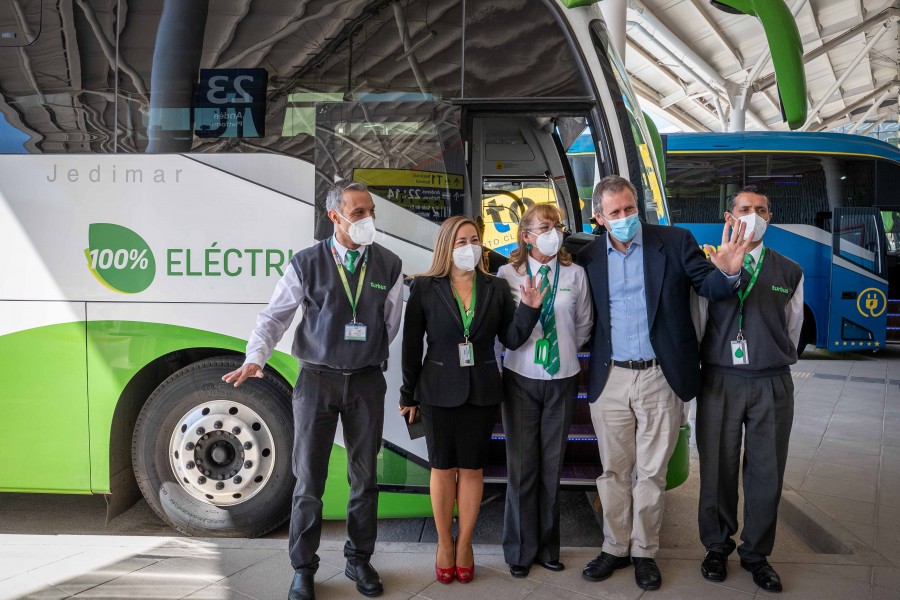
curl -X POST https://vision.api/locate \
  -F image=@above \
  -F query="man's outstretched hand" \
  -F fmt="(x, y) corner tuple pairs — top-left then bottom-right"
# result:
(222, 363), (263, 387)
(704, 218), (754, 275)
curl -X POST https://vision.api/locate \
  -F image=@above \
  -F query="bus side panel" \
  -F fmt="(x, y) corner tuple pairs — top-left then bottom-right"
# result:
(0, 304), (91, 493)
(827, 262), (888, 351)
(84, 312), (433, 517)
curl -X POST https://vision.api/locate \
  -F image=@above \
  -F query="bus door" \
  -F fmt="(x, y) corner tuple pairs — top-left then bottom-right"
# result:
(466, 113), (594, 259)
(829, 207), (889, 351)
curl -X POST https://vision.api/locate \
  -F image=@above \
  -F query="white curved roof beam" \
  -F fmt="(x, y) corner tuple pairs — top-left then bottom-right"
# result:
(686, 0), (742, 69)
(812, 79), (899, 130)
(800, 20), (893, 130)
(846, 86), (897, 133)
(860, 114), (889, 136)
(753, 6), (900, 93)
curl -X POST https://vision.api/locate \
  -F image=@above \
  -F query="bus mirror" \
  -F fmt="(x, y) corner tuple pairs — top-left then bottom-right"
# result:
(710, 0), (807, 130)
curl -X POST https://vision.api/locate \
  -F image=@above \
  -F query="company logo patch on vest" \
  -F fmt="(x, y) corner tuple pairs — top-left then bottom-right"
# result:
(771, 285), (790, 294)
(370, 282), (387, 290)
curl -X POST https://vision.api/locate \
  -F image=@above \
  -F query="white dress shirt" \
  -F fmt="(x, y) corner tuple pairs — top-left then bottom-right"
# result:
(243, 236), (405, 367)
(693, 242), (805, 349)
(497, 256), (594, 379)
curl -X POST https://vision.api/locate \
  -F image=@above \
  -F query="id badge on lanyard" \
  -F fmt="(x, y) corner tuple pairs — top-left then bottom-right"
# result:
(452, 277), (477, 367)
(732, 248), (765, 365)
(332, 241), (368, 342)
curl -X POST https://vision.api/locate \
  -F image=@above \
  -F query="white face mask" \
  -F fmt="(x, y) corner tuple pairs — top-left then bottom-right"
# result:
(452, 244), (482, 272)
(737, 212), (768, 242)
(337, 213), (376, 246)
(533, 230), (562, 257)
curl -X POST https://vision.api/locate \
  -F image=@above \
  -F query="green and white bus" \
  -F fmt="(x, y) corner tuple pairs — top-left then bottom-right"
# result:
(0, 0), (801, 537)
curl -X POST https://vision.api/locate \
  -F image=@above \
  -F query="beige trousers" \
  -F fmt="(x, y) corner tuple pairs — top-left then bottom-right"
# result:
(589, 366), (682, 558)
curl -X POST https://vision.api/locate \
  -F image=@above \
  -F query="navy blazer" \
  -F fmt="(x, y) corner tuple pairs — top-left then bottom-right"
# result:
(400, 272), (540, 408)
(577, 224), (736, 402)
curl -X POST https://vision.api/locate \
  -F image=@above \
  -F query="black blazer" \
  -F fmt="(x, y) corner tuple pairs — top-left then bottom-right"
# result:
(400, 272), (540, 408)
(577, 224), (736, 402)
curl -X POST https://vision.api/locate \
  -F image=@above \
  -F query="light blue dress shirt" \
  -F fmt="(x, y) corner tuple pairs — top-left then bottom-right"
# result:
(607, 226), (656, 361)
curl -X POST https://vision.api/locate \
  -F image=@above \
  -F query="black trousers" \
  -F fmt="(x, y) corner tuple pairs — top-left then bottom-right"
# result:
(696, 368), (794, 563)
(501, 370), (578, 566)
(288, 366), (386, 573)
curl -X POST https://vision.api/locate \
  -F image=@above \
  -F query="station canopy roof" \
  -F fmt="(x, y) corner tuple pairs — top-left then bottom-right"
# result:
(622, 0), (899, 133)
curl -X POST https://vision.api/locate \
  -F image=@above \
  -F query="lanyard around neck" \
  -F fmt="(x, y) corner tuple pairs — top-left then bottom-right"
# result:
(737, 246), (765, 333)
(452, 276), (477, 339)
(330, 239), (367, 323)
(526, 261), (560, 329)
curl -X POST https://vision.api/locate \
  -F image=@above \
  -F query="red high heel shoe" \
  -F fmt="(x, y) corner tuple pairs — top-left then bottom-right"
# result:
(455, 564), (474, 584)
(435, 563), (455, 584)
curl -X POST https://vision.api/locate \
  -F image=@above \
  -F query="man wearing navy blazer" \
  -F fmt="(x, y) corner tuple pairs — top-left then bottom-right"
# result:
(578, 176), (751, 592)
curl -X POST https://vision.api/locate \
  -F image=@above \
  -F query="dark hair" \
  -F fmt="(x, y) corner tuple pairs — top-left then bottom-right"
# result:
(728, 185), (769, 212)
(592, 175), (637, 214)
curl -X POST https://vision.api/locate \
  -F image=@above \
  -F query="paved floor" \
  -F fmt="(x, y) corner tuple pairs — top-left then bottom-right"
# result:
(1, 348), (898, 599)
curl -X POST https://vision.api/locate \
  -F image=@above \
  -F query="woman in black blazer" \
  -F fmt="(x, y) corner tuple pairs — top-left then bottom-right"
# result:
(399, 216), (544, 584)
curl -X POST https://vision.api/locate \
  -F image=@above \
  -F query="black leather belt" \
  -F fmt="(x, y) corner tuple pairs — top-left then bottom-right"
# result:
(611, 359), (658, 370)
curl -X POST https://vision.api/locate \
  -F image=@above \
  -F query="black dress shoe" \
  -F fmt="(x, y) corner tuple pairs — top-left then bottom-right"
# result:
(741, 559), (782, 593)
(701, 550), (728, 582)
(536, 559), (565, 572)
(345, 559), (384, 597)
(633, 557), (662, 591)
(582, 552), (631, 582)
(288, 571), (315, 600)
(509, 564), (530, 578)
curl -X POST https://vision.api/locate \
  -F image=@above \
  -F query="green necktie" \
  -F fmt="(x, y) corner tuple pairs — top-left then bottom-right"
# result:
(743, 253), (754, 271)
(345, 249), (360, 274)
(538, 265), (560, 375)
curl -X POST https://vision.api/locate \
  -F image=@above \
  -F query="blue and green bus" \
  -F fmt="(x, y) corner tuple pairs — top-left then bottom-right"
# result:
(665, 132), (897, 351)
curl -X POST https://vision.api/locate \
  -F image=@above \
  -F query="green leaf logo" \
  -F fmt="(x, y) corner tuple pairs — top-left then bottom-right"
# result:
(84, 223), (156, 294)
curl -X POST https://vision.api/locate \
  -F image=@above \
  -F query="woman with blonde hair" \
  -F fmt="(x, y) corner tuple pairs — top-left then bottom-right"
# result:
(399, 215), (545, 584)
(496, 203), (593, 578)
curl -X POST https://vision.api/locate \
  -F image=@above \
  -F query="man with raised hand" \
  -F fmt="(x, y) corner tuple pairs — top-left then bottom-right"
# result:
(696, 186), (803, 593)
(223, 179), (403, 600)
(578, 175), (750, 592)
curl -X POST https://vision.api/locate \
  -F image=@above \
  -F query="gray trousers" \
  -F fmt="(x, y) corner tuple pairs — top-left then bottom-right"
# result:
(502, 370), (578, 566)
(696, 368), (794, 563)
(288, 366), (386, 572)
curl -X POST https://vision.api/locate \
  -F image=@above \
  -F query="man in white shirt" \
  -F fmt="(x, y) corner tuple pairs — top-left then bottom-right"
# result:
(695, 186), (804, 593)
(223, 179), (404, 600)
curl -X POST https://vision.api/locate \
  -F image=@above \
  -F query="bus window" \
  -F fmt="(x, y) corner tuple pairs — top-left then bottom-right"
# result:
(117, 0), (463, 156)
(665, 153), (744, 223)
(589, 20), (666, 225)
(562, 121), (602, 233)
(314, 100), (466, 239)
(834, 209), (886, 278)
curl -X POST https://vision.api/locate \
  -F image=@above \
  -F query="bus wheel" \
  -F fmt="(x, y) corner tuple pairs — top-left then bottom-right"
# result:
(133, 357), (294, 537)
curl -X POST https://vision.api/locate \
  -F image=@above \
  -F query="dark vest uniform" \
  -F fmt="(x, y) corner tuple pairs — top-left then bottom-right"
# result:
(696, 246), (803, 564)
(700, 248), (803, 375)
(286, 238), (401, 573)
(290, 240), (402, 371)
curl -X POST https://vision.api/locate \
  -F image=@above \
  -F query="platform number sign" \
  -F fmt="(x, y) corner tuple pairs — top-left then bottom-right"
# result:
(195, 68), (267, 138)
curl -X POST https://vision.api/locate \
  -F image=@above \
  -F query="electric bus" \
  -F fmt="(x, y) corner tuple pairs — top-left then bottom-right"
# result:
(0, 0), (802, 537)
(665, 131), (897, 351)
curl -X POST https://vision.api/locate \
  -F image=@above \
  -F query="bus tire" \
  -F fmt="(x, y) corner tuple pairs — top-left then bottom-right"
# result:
(132, 356), (294, 537)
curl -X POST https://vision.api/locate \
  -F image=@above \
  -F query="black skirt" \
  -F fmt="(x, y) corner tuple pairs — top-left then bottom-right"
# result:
(420, 402), (498, 470)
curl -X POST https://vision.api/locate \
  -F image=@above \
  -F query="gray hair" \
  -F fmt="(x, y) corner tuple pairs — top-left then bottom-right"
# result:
(592, 175), (637, 214)
(326, 179), (369, 213)
(727, 185), (769, 212)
